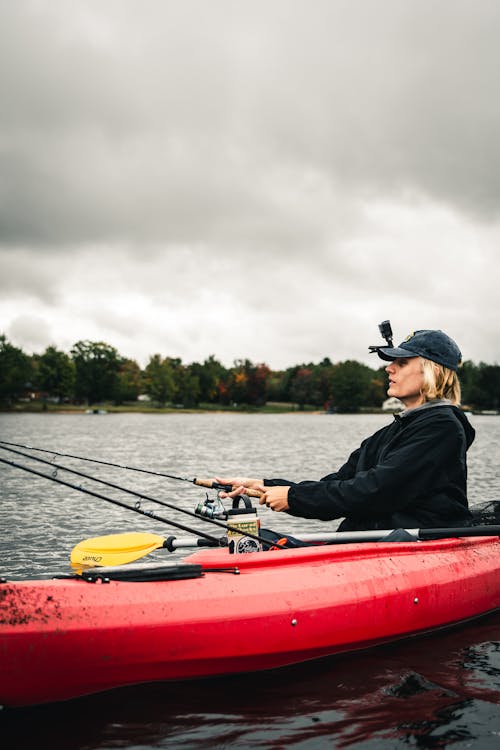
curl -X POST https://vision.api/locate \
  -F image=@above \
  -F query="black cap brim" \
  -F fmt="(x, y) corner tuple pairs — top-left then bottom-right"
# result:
(373, 346), (419, 363)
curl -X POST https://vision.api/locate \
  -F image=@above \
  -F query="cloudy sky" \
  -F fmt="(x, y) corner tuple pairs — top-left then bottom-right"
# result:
(1, 0), (499, 370)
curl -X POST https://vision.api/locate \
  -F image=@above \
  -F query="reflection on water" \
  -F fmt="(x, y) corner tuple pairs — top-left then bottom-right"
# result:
(1, 412), (500, 747)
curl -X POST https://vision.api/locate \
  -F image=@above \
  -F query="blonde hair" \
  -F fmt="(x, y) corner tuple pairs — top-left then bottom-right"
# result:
(421, 358), (461, 405)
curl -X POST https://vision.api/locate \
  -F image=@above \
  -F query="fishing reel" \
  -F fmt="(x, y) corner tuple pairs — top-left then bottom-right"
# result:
(194, 493), (228, 520)
(194, 493), (262, 554)
(194, 492), (256, 520)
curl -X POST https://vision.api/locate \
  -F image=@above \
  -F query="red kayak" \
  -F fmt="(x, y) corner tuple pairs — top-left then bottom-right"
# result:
(1, 535), (500, 708)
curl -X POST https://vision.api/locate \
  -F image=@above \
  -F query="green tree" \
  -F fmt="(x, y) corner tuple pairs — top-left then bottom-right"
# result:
(289, 367), (315, 409)
(154, 357), (201, 407)
(176, 365), (201, 408)
(365, 367), (387, 408)
(461, 361), (500, 410)
(287, 361), (336, 409)
(190, 355), (227, 403)
(114, 358), (143, 404)
(459, 361), (479, 408)
(277, 366), (297, 403)
(239, 361), (271, 406)
(37, 346), (75, 401)
(224, 360), (271, 406)
(330, 360), (375, 412)
(475, 363), (500, 410)
(0, 335), (32, 405)
(223, 363), (247, 405)
(144, 354), (176, 406)
(71, 340), (121, 404)
(315, 362), (336, 408)
(266, 370), (286, 402)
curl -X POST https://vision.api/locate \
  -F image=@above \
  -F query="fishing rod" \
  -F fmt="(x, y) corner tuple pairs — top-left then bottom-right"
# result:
(0, 440), (261, 497)
(0, 455), (219, 544)
(0, 443), (222, 527)
(0, 447), (285, 550)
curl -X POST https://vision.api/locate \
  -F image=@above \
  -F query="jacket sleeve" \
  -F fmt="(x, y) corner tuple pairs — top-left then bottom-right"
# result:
(319, 445), (363, 482)
(286, 415), (465, 521)
(264, 444), (363, 489)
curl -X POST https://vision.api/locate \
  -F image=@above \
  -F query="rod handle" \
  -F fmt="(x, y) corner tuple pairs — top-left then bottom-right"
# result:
(193, 478), (262, 498)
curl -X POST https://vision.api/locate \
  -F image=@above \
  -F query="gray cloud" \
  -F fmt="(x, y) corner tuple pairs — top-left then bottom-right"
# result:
(2, 1), (500, 247)
(7, 314), (52, 351)
(1, 1), (500, 368)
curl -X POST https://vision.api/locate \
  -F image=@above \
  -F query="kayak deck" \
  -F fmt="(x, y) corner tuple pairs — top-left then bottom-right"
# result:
(1, 536), (499, 707)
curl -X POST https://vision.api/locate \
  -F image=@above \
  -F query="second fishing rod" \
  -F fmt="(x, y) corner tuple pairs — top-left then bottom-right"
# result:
(0, 440), (261, 497)
(0, 443), (283, 551)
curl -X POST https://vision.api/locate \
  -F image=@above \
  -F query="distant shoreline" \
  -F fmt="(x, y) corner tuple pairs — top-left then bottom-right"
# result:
(1, 405), (329, 416)
(1, 402), (493, 416)
(1, 401), (382, 416)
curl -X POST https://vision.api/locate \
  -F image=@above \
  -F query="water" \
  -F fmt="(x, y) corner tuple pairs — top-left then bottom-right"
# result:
(1, 411), (500, 747)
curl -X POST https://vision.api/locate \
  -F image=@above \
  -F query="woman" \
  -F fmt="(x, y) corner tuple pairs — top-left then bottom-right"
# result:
(217, 328), (475, 531)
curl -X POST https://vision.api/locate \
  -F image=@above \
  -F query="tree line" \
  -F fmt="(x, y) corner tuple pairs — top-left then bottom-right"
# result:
(1, 334), (499, 412)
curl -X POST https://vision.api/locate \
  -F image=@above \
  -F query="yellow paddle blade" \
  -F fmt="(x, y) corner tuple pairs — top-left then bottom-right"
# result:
(70, 532), (165, 570)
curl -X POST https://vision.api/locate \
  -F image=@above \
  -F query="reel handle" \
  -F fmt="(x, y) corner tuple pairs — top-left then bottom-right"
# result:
(193, 478), (263, 498)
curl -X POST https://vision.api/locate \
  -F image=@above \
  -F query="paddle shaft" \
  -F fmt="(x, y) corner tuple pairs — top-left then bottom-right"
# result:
(120, 525), (500, 552)
(300, 526), (500, 543)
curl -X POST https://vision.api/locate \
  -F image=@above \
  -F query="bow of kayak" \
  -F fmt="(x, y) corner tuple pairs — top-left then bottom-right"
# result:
(1, 536), (499, 708)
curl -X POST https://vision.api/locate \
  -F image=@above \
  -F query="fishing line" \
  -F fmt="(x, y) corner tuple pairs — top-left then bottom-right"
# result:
(0, 444), (233, 535)
(0, 440), (215, 488)
(0, 440), (254, 495)
(0, 446), (284, 550)
(0, 455), (219, 543)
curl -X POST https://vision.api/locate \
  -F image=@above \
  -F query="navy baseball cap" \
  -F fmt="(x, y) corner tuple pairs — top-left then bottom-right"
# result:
(373, 329), (462, 371)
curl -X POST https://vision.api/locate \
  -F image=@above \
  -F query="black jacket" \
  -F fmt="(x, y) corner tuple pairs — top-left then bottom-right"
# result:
(264, 403), (475, 530)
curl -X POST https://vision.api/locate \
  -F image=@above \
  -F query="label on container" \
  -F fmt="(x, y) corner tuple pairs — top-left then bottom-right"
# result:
(227, 513), (262, 553)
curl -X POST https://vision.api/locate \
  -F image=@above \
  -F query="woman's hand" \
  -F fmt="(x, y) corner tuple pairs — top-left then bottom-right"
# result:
(258, 485), (290, 512)
(215, 476), (265, 499)
(213, 477), (290, 512)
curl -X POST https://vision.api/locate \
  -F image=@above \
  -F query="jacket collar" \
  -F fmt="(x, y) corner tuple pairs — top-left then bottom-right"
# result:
(396, 399), (453, 420)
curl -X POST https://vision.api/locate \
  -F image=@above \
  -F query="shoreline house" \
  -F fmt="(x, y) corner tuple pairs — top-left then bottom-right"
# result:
(382, 397), (404, 412)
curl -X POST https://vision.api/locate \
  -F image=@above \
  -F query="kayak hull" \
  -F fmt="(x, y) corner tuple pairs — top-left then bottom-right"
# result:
(1, 536), (499, 707)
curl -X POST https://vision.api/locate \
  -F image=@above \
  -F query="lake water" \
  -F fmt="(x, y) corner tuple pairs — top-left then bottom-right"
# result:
(1, 411), (500, 748)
